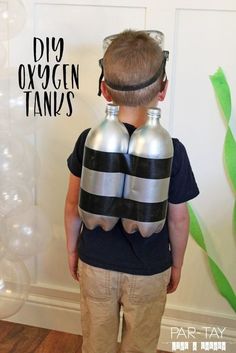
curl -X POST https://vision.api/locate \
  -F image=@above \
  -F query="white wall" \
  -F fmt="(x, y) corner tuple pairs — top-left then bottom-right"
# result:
(3, 0), (236, 351)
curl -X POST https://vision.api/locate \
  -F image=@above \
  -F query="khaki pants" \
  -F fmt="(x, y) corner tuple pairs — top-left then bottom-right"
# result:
(78, 259), (170, 353)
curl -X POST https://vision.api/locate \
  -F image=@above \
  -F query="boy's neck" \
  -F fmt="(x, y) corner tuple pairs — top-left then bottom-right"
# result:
(118, 106), (148, 128)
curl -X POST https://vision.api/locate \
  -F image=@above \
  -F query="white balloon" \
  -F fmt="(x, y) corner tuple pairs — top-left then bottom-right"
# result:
(0, 132), (26, 173)
(3, 206), (52, 259)
(0, 0), (27, 41)
(0, 138), (40, 187)
(0, 180), (33, 218)
(0, 69), (35, 134)
(0, 107), (10, 132)
(0, 252), (30, 319)
(0, 42), (7, 68)
(0, 234), (6, 261)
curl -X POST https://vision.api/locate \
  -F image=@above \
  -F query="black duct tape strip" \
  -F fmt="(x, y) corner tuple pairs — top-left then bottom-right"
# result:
(80, 189), (168, 222)
(84, 146), (124, 173)
(83, 146), (172, 179)
(127, 154), (172, 179)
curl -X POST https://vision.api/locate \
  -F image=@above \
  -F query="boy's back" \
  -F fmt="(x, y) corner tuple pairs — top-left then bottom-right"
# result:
(65, 30), (199, 353)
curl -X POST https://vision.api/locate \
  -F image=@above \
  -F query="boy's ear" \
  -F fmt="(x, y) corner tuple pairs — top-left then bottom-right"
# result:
(101, 81), (113, 102)
(157, 80), (168, 101)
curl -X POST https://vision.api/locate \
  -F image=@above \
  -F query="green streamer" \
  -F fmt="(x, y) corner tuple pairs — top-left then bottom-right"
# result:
(224, 128), (236, 193)
(210, 67), (236, 236)
(209, 67), (231, 122)
(188, 204), (236, 312)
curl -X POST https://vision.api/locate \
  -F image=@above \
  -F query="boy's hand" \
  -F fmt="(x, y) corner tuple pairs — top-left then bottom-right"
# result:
(167, 266), (181, 294)
(67, 250), (80, 282)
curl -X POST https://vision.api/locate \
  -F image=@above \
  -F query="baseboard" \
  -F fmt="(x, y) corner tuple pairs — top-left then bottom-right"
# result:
(3, 284), (236, 352)
(3, 283), (82, 334)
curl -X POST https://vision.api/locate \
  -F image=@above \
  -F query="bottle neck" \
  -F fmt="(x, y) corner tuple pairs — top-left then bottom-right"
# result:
(146, 115), (161, 127)
(106, 112), (118, 121)
(106, 104), (119, 120)
(146, 107), (161, 127)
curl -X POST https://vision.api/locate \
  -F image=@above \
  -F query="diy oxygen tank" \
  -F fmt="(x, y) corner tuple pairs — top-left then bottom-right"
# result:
(122, 107), (173, 237)
(79, 103), (129, 231)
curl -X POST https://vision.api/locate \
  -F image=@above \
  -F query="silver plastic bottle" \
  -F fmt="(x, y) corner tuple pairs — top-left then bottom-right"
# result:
(79, 103), (129, 231)
(122, 107), (173, 237)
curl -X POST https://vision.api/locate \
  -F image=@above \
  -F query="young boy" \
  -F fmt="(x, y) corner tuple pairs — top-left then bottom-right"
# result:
(64, 30), (199, 353)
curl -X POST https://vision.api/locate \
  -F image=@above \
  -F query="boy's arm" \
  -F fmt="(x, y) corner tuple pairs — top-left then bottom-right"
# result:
(167, 202), (189, 293)
(64, 173), (82, 281)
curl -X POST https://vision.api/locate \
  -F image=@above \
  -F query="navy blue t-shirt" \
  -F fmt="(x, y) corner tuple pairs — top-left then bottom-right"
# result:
(67, 123), (199, 275)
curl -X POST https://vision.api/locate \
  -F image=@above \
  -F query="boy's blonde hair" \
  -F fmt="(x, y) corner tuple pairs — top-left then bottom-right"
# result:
(103, 30), (165, 106)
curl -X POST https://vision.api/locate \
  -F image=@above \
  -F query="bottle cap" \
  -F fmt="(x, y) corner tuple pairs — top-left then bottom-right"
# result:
(106, 103), (119, 115)
(147, 107), (161, 119)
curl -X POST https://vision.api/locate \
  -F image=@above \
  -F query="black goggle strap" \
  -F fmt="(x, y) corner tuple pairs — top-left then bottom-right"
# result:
(97, 51), (169, 96)
(98, 58), (104, 96)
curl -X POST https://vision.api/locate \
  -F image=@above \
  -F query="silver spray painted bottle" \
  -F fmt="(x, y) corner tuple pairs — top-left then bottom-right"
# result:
(79, 103), (129, 231)
(122, 107), (173, 237)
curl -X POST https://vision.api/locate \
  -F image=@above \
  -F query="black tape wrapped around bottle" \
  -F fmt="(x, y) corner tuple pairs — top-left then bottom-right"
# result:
(79, 105), (173, 237)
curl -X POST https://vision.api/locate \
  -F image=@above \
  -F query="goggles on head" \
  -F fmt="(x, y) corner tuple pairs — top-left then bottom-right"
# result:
(97, 30), (169, 96)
